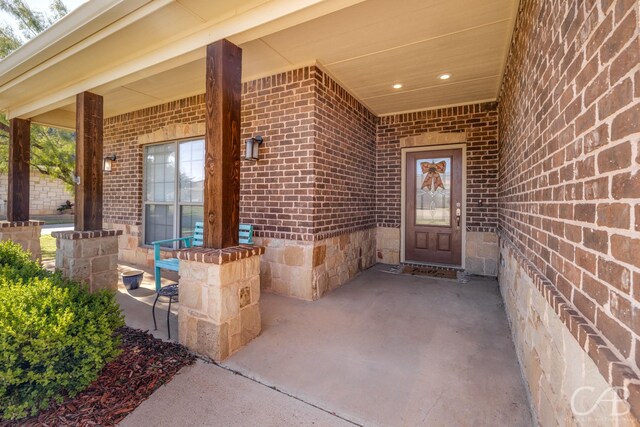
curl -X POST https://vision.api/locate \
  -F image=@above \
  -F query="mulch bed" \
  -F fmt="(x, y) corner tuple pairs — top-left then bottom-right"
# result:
(2, 327), (196, 427)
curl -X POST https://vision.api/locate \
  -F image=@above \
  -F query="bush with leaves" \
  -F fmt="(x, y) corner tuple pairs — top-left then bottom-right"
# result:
(0, 241), (124, 420)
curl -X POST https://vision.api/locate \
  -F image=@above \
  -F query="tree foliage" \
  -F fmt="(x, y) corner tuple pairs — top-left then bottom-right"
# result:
(0, 0), (75, 191)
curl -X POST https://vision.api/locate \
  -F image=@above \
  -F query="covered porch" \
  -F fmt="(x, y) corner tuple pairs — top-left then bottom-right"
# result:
(0, 0), (638, 424)
(118, 264), (532, 426)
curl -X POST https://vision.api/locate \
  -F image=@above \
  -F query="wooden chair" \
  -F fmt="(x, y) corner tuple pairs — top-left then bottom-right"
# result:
(152, 222), (254, 291)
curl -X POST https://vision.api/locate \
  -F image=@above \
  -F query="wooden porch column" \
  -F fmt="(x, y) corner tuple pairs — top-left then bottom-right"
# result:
(204, 39), (242, 248)
(75, 91), (104, 231)
(7, 118), (31, 222)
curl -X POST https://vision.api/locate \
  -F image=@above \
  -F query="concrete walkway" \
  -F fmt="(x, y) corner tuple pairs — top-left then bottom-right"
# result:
(40, 223), (73, 235)
(121, 360), (352, 427)
(121, 265), (532, 426)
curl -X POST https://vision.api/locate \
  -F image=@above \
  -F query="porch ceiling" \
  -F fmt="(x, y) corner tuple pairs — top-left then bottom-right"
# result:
(0, 0), (518, 129)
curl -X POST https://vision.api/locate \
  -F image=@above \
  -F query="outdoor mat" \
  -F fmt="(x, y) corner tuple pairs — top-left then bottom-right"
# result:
(401, 265), (459, 279)
(385, 264), (461, 281)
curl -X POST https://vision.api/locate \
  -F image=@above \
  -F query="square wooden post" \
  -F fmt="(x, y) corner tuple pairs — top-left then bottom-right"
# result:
(7, 118), (30, 222)
(75, 91), (104, 231)
(204, 39), (242, 249)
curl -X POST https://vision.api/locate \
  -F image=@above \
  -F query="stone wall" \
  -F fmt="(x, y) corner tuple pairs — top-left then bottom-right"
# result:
(499, 0), (640, 420)
(0, 221), (43, 261)
(500, 239), (637, 425)
(178, 246), (264, 361)
(53, 230), (122, 292)
(257, 228), (376, 301)
(0, 172), (72, 216)
(465, 232), (499, 276)
(376, 226), (400, 265)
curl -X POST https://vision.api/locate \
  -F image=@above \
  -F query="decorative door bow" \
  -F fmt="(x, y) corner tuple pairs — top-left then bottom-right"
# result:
(420, 161), (446, 191)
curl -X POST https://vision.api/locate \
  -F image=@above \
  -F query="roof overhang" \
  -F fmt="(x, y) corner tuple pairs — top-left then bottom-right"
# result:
(0, 0), (519, 129)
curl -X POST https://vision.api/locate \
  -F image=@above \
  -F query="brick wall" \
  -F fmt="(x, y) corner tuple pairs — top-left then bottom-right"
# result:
(106, 66), (377, 243)
(376, 103), (499, 232)
(104, 65), (379, 298)
(499, 0), (640, 420)
(104, 97), (206, 225)
(240, 67), (317, 241)
(313, 68), (377, 238)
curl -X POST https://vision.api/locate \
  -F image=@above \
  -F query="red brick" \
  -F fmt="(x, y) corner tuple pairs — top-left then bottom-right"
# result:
(583, 227), (609, 253)
(611, 234), (640, 268)
(596, 309), (632, 358)
(597, 141), (632, 172)
(600, 9), (637, 65)
(609, 37), (639, 84)
(574, 289), (597, 323)
(598, 257), (632, 293)
(576, 247), (597, 274)
(575, 204), (596, 222)
(583, 274), (610, 306)
(586, 13), (613, 59)
(612, 171), (640, 199)
(596, 203), (630, 228)
(611, 104), (640, 141)
(597, 78), (633, 120)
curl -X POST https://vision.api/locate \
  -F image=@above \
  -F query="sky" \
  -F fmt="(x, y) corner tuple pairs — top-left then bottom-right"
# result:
(0, 0), (87, 41)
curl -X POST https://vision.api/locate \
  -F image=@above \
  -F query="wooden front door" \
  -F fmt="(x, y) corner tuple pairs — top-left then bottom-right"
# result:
(405, 149), (463, 265)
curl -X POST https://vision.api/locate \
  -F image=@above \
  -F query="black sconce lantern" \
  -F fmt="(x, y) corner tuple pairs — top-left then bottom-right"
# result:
(103, 154), (116, 172)
(244, 135), (263, 161)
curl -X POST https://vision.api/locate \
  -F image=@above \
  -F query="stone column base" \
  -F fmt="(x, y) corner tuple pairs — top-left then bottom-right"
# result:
(52, 229), (122, 292)
(178, 245), (265, 362)
(0, 220), (44, 261)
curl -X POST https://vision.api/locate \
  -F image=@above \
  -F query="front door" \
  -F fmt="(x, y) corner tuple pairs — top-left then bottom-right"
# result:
(405, 149), (463, 265)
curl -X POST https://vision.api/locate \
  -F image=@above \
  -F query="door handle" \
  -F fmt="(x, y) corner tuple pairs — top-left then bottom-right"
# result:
(456, 208), (461, 228)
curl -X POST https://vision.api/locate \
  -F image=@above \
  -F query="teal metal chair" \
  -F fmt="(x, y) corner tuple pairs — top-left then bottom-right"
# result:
(152, 222), (254, 291)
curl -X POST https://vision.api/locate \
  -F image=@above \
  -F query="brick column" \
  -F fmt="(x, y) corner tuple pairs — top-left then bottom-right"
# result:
(52, 230), (122, 292)
(0, 220), (44, 261)
(178, 245), (264, 361)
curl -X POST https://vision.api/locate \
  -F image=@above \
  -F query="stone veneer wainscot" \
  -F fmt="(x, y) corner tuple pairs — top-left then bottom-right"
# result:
(177, 245), (264, 361)
(0, 220), (44, 261)
(52, 229), (122, 292)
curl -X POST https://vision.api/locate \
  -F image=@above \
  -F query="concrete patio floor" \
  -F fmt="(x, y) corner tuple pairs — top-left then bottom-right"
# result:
(120, 264), (532, 426)
(116, 262), (179, 341)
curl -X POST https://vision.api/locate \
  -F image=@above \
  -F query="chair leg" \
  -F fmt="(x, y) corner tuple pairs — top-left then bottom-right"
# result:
(152, 293), (160, 331)
(167, 296), (173, 340)
(154, 266), (162, 292)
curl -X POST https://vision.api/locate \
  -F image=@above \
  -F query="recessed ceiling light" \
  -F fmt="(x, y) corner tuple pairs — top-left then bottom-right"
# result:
(438, 73), (451, 80)
(392, 83), (403, 89)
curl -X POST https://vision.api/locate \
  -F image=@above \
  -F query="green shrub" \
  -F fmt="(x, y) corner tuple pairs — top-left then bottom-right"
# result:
(0, 241), (124, 420)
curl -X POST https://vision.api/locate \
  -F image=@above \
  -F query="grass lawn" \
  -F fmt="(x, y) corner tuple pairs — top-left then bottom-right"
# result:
(33, 214), (74, 225)
(40, 234), (57, 262)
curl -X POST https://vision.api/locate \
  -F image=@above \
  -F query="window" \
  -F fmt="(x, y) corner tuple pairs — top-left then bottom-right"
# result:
(144, 139), (204, 247)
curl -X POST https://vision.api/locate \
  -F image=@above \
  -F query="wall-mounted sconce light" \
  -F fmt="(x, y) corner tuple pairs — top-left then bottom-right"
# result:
(103, 154), (117, 172)
(244, 135), (263, 161)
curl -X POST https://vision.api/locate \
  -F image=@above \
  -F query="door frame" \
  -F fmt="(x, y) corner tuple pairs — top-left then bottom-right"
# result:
(400, 143), (467, 267)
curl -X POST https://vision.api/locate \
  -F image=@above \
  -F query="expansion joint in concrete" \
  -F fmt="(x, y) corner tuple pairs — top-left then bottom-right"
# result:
(210, 358), (363, 427)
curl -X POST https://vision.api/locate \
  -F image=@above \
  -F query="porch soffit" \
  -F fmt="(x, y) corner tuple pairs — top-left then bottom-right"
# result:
(0, 0), (519, 129)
